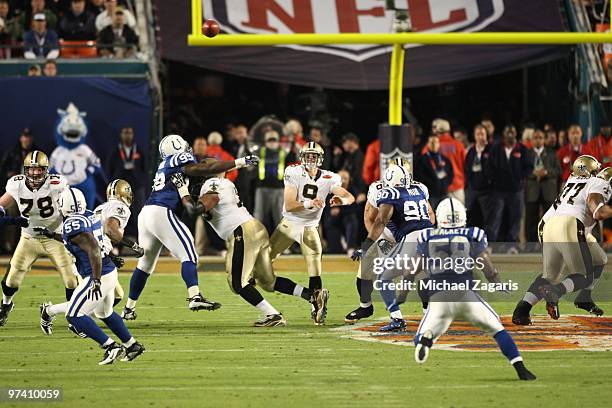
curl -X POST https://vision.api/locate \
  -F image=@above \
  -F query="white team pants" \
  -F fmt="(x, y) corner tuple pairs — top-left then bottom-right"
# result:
(66, 270), (117, 319)
(415, 290), (504, 342)
(136, 205), (199, 274)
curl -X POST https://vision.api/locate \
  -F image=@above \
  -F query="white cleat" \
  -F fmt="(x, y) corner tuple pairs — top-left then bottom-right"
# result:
(39, 302), (54, 335)
(99, 342), (124, 366)
(415, 330), (433, 364)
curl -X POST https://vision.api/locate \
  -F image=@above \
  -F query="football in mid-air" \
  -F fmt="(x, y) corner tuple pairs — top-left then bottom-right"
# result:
(202, 19), (220, 38)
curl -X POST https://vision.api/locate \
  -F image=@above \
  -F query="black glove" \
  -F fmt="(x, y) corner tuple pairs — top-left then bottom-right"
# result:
(170, 173), (188, 189)
(244, 155), (260, 167)
(34, 226), (55, 238)
(377, 239), (394, 255)
(131, 242), (145, 257)
(0, 216), (29, 227)
(110, 254), (125, 269)
(87, 278), (102, 301)
(350, 248), (363, 261)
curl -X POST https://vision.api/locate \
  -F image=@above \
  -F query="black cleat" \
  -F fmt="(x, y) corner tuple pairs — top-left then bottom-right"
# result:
(254, 314), (287, 327)
(575, 302), (604, 316)
(380, 318), (407, 332)
(513, 361), (537, 381)
(99, 342), (124, 366)
(68, 323), (88, 338)
(415, 330), (433, 364)
(512, 301), (533, 326)
(0, 302), (14, 327)
(344, 305), (374, 324)
(188, 294), (222, 311)
(121, 341), (145, 362)
(121, 306), (137, 321)
(39, 302), (54, 335)
(539, 284), (560, 320)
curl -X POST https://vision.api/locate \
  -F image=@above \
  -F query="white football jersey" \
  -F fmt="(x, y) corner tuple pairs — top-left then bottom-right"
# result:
(542, 175), (611, 231)
(94, 199), (131, 231)
(282, 165), (342, 227)
(5, 174), (69, 237)
(200, 177), (252, 241)
(367, 181), (385, 208)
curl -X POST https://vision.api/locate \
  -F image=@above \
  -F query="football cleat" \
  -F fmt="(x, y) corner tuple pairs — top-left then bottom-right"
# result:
(380, 317), (407, 332)
(513, 361), (537, 381)
(188, 294), (222, 311)
(344, 305), (374, 324)
(0, 302), (14, 327)
(539, 284), (560, 320)
(415, 330), (433, 364)
(512, 301), (533, 326)
(575, 302), (604, 316)
(254, 314), (287, 327)
(121, 341), (145, 362)
(312, 289), (329, 325)
(121, 306), (137, 320)
(39, 302), (54, 335)
(99, 342), (124, 366)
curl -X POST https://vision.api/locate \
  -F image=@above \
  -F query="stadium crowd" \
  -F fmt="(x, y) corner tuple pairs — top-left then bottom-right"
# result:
(0, 0), (139, 60)
(0, 115), (609, 256)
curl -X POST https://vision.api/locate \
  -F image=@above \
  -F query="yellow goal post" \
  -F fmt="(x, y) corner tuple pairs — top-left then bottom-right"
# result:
(188, 0), (612, 125)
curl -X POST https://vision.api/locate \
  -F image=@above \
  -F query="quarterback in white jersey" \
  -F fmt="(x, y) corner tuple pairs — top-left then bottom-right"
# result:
(198, 176), (329, 326)
(269, 142), (354, 324)
(0, 151), (78, 328)
(513, 156), (611, 325)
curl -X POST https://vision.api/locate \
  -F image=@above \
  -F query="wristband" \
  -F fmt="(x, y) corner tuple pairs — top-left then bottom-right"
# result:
(177, 184), (190, 198)
(234, 157), (246, 168)
(303, 199), (313, 209)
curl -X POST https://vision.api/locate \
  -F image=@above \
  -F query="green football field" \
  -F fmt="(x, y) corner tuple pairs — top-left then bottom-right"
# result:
(2, 268), (612, 408)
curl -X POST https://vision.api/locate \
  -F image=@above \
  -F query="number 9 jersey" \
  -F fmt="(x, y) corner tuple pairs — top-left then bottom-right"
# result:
(282, 164), (342, 227)
(5, 174), (69, 237)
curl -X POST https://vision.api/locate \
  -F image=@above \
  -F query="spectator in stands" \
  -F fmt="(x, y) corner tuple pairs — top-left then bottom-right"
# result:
(88, 0), (105, 16)
(333, 132), (366, 194)
(521, 123), (535, 149)
(453, 126), (470, 148)
(23, 13), (59, 59)
(18, 0), (57, 31)
(362, 138), (380, 185)
(524, 129), (561, 243)
(308, 122), (332, 170)
(58, 0), (96, 41)
(557, 124), (593, 181)
(97, 8), (137, 58)
(544, 127), (558, 149)
(27, 63), (41, 75)
(254, 130), (295, 233)
(464, 124), (490, 228)
(481, 117), (498, 142)
(43, 58), (57, 76)
(282, 119), (306, 153)
(422, 118), (466, 203)
(206, 131), (236, 182)
(229, 124), (257, 212)
(323, 169), (360, 254)
(485, 124), (534, 250)
(0, 127), (37, 184)
(95, 0), (136, 33)
(415, 135), (453, 209)
(0, 0), (23, 43)
(105, 126), (146, 236)
(586, 121), (611, 167)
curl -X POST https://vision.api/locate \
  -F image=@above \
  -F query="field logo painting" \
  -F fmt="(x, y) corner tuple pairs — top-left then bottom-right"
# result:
(203, 0), (506, 61)
(336, 315), (612, 351)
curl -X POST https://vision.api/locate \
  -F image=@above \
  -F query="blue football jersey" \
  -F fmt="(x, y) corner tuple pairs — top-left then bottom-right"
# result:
(145, 152), (197, 211)
(62, 210), (115, 278)
(416, 226), (488, 288)
(376, 183), (434, 241)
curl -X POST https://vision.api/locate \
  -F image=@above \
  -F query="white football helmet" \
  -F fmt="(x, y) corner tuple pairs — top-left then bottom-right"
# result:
(383, 164), (411, 187)
(59, 188), (87, 216)
(159, 134), (191, 159)
(436, 198), (466, 229)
